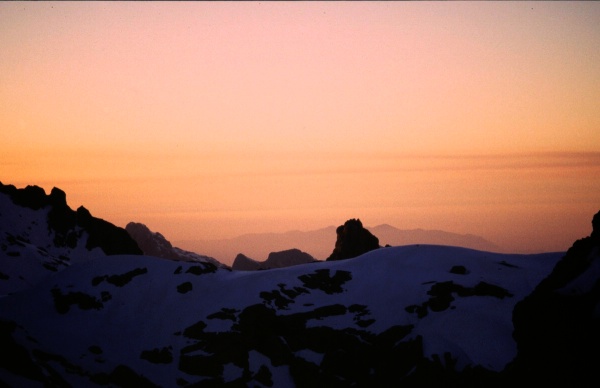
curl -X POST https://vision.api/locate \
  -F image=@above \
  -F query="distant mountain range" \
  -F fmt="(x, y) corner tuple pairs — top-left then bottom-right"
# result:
(176, 225), (500, 266)
(1, 181), (598, 386)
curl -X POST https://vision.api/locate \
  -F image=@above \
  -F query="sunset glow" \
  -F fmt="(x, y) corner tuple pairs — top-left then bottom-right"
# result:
(2, 2), (599, 254)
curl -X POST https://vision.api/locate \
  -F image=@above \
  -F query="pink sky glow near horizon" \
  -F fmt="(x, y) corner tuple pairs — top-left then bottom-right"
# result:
(1, 2), (600, 254)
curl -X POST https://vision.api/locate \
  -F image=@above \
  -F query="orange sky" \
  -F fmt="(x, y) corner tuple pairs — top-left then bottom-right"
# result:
(1, 2), (599, 254)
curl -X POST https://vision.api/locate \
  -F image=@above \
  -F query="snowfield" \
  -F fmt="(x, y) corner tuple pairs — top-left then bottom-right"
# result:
(0, 245), (562, 386)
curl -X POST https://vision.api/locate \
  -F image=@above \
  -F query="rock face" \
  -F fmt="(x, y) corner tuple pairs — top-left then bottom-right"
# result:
(232, 249), (316, 271)
(326, 219), (380, 261)
(125, 222), (225, 267)
(509, 210), (600, 385)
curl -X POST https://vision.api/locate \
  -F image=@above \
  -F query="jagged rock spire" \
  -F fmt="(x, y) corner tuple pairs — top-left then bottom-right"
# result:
(326, 218), (380, 261)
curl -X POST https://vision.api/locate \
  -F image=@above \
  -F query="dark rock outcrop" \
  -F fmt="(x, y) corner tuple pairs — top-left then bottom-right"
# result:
(508, 210), (600, 385)
(232, 249), (316, 271)
(77, 207), (142, 256)
(326, 219), (380, 261)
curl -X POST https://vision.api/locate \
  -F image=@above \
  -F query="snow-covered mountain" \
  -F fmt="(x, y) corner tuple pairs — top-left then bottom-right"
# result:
(1, 182), (598, 386)
(125, 222), (226, 268)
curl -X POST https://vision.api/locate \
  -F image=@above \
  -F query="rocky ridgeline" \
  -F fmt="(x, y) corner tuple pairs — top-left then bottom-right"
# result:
(125, 222), (225, 268)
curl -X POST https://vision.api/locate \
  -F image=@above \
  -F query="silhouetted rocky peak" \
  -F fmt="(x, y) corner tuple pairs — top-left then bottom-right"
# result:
(232, 253), (261, 271)
(50, 187), (68, 207)
(326, 218), (380, 261)
(126, 222), (225, 267)
(126, 222), (174, 258)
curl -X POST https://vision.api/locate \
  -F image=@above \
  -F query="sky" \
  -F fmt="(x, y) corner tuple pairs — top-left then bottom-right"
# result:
(1, 1), (599, 254)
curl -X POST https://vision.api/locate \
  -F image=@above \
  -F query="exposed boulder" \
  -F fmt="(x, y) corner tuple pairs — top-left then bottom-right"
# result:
(326, 219), (380, 261)
(508, 210), (600, 385)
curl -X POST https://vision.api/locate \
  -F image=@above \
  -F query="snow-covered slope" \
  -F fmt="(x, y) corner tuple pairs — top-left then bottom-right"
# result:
(0, 183), (141, 296)
(0, 245), (562, 386)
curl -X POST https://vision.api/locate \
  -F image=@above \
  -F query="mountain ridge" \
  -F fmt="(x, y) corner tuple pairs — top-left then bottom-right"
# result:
(176, 224), (500, 266)
(1, 181), (598, 386)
